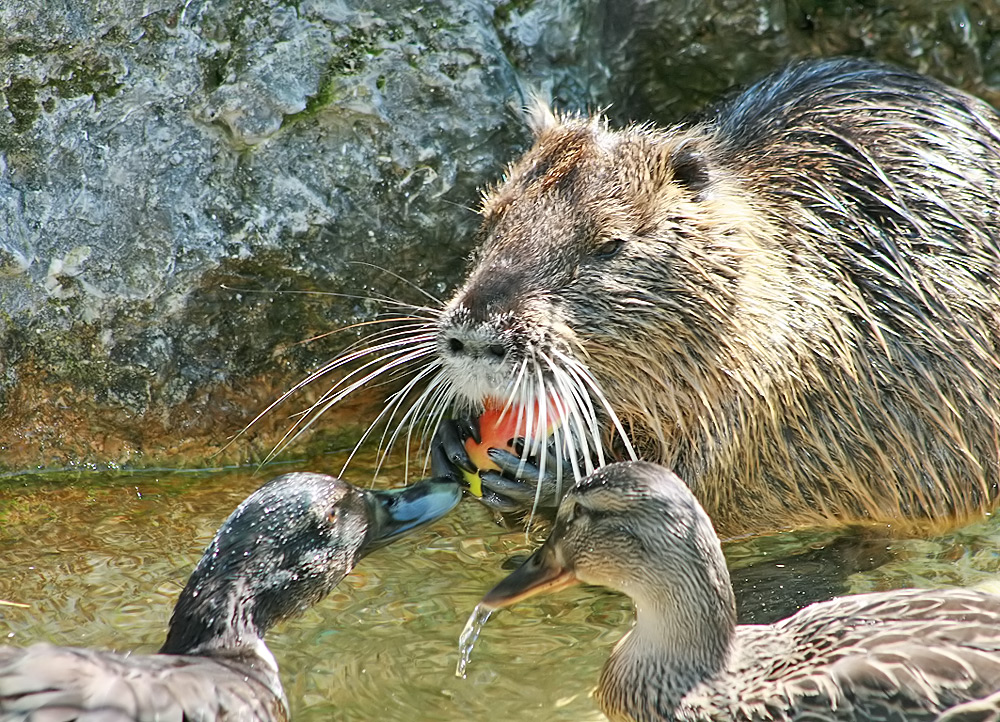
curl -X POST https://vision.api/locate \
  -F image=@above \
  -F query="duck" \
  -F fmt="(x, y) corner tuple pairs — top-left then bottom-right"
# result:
(478, 461), (1000, 722)
(0, 471), (460, 721)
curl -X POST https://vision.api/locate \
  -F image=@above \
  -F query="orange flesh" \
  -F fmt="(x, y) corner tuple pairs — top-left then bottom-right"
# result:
(462, 398), (562, 497)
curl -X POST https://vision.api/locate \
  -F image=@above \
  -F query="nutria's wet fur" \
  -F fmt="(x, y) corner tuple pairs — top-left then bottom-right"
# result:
(436, 57), (1000, 536)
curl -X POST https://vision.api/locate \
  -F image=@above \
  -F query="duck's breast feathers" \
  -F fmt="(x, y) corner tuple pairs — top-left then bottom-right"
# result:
(0, 643), (286, 722)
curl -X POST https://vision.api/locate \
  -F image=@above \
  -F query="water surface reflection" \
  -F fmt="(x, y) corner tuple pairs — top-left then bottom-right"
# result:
(2, 458), (999, 720)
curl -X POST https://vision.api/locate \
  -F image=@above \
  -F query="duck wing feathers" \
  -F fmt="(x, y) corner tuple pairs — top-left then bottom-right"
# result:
(0, 643), (285, 722)
(694, 589), (1000, 721)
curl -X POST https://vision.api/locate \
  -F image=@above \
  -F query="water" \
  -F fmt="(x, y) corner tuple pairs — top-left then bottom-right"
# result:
(3, 454), (1000, 720)
(456, 603), (493, 679)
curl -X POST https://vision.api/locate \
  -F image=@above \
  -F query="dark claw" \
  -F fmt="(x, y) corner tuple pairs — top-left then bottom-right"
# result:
(430, 441), (460, 483)
(457, 416), (481, 445)
(487, 448), (540, 479)
(487, 447), (575, 487)
(483, 448), (571, 509)
(478, 471), (539, 503)
(479, 487), (522, 513)
(431, 419), (477, 478)
(434, 413), (594, 513)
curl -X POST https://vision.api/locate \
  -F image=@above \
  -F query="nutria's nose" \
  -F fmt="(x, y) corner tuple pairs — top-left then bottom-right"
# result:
(444, 334), (508, 361)
(459, 270), (523, 322)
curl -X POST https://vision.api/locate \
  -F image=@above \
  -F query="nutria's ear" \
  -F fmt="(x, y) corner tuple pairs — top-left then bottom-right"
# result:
(668, 140), (712, 200)
(524, 91), (559, 137)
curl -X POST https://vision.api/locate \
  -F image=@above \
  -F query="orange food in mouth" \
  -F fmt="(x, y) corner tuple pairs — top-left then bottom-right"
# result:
(462, 398), (563, 497)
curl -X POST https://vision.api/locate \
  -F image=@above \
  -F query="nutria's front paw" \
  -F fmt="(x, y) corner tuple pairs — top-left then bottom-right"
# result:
(478, 446), (575, 511)
(430, 417), (480, 483)
(432, 414), (581, 512)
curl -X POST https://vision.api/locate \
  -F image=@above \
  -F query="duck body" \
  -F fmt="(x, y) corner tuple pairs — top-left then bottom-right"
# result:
(0, 643), (283, 721)
(0, 472), (461, 722)
(480, 462), (1000, 722)
(649, 589), (1000, 722)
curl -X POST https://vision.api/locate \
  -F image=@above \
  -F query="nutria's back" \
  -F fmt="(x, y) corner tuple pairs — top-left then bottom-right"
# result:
(435, 57), (1000, 535)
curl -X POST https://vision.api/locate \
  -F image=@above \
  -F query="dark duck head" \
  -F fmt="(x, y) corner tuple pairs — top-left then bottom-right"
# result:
(0, 472), (461, 721)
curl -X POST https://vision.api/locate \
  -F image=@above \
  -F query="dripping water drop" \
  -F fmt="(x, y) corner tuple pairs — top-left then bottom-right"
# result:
(455, 603), (493, 679)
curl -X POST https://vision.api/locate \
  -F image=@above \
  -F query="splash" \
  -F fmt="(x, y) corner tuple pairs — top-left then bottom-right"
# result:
(455, 603), (494, 678)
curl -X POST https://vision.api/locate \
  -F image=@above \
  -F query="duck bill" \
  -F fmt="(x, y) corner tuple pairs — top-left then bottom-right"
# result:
(363, 476), (462, 554)
(480, 543), (578, 609)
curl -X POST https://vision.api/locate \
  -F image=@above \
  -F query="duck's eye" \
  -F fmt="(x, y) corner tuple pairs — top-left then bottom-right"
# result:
(561, 504), (575, 525)
(593, 238), (625, 260)
(327, 505), (342, 524)
(563, 502), (585, 525)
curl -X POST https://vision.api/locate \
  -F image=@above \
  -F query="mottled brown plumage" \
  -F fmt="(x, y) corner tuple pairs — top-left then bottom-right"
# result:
(481, 462), (1000, 722)
(0, 473), (460, 722)
(0, 644), (281, 721)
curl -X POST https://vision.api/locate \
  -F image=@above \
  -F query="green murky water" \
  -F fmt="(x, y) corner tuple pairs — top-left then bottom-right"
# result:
(3, 452), (1000, 721)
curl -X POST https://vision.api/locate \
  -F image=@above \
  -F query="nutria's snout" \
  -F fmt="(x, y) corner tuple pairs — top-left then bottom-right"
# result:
(436, 304), (518, 402)
(439, 316), (510, 364)
(438, 266), (531, 376)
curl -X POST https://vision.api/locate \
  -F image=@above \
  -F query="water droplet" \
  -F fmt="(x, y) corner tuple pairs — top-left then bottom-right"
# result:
(455, 603), (493, 679)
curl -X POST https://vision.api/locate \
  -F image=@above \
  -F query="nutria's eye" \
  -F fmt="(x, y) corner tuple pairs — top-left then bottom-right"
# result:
(593, 238), (625, 260)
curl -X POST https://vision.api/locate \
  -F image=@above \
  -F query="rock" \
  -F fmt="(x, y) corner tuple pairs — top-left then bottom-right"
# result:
(1, 0), (998, 473)
(603, 0), (1000, 124)
(0, 0), (542, 471)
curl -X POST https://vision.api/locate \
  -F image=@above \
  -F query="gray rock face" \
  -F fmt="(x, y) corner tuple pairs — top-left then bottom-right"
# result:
(605, 0), (1000, 125)
(1, 0), (998, 472)
(0, 0), (541, 469)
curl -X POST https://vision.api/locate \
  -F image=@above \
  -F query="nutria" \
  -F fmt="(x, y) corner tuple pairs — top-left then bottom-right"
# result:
(429, 56), (1000, 536)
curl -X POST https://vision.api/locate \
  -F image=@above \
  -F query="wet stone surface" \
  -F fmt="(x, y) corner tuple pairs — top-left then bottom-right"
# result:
(2, 0), (999, 471)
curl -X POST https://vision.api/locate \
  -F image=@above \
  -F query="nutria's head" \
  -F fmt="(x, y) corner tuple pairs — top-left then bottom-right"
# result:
(436, 102), (785, 468)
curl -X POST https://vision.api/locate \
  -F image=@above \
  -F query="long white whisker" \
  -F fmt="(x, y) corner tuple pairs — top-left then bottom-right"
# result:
(346, 359), (445, 479)
(414, 378), (460, 476)
(296, 338), (437, 425)
(424, 376), (463, 450)
(267, 342), (437, 463)
(346, 260), (445, 307)
(556, 350), (638, 462)
(540, 367), (566, 509)
(540, 350), (593, 477)
(543, 357), (586, 481)
(501, 359), (529, 418)
(517, 359), (537, 479)
(550, 359), (602, 474)
(252, 325), (436, 440)
(374, 366), (453, 479)
(527, 353), (549, 522)
(220, 282), (442, 314)
(326, 325), (437, 366)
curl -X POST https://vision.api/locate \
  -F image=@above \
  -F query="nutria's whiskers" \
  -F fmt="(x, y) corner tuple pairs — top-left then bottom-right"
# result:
(545, 354), (601, 475)
(341, 340), (444, 477)
(234, 301), (442, 469)
(554, 350), (638, 462)
(249, 286), (638, 509)
(278, 325), (440, 464)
